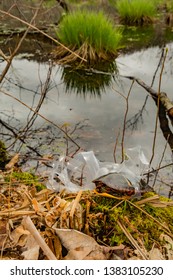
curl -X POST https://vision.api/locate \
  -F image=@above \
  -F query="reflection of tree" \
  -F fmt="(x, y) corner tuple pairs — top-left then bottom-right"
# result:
(61, 61), (118, 98)
(126, 95), (148, 130)
(0, 111), (88, 169)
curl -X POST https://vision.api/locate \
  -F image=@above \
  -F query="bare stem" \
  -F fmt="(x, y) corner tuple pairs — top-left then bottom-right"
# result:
(0, 88), (81, 149)
(121, 79), (134, 162)
(149, 48), (168, 167)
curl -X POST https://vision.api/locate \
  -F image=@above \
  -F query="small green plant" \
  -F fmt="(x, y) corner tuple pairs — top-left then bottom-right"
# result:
(54, 10), (122, 64)
(115, 0), (157, 25)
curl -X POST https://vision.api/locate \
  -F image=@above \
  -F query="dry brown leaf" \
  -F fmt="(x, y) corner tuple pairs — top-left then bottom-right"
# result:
(0, 220), (8, 249)
(55, 228), (113, 260)
(5, 153), (19, 170)
(52, 235), (62, 260)
(0, 223), (30, 249)
(22, 234), (40, 260)
(45, 228), (62, 260)
(149, 247), (165, 260)
(10, 225), (30, 245)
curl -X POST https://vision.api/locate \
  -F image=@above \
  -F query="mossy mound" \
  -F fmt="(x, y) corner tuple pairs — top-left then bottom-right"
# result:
(86, 191), (173, 254)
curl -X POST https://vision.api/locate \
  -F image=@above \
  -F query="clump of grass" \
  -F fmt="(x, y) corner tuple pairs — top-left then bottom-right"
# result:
(115, 0), (157, 25)
(54, 10), (122, 65)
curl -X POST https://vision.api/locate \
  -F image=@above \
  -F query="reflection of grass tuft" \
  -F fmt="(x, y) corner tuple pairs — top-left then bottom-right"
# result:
(54, 10), (122, 64)
(115, 0), (157, 25)
(61, 61), (118, 97)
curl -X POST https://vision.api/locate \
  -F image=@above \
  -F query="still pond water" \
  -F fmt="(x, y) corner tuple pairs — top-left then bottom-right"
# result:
(1, 32), (173, 195)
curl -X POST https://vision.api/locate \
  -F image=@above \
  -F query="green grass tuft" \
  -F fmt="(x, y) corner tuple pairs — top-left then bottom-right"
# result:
(115, 0), (157, 25)
(55, 10), (122, 63)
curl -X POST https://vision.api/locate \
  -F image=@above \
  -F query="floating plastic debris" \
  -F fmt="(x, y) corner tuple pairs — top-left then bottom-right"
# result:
(46, 146), (149, 193)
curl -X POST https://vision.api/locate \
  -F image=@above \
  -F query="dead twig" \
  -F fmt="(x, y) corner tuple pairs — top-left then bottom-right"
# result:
(128, 200), (173, 239)
(23, 216), (57, 260)
(152, 135), (169, 187)
(150, 47), (168, 167)
(121, 79), (134, 162)
(0, 1), (44, 83)
(69, 190), (83, 228)
(122, 69), (173, 153)
(0, 9), (86, 63)
(0, 89), (81, 149)
(113, 128), (120, 163)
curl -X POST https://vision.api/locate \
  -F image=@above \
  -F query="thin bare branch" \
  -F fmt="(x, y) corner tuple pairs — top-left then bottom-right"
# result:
(0, 89), (80, 149)
(121, 79), (134, 162)
(0, 9), (87, 62)
(0, 1), (44, 83)
(149, 47), (168, 166)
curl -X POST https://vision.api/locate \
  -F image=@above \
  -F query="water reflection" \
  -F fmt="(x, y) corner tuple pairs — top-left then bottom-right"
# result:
(61, 61), (118, 98)
(121, 24), (173, 53)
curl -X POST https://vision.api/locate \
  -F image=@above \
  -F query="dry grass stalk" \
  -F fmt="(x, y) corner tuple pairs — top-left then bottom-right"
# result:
(69, 190), (83, 228)
(117, 219), (148, 260)
(128, 200), (173, 239)
(23, 216), (57, 260)
(52, 41), (117, 65)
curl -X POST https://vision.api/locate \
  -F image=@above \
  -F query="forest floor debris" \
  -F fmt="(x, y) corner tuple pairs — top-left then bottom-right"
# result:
(0, 167), (173, 260)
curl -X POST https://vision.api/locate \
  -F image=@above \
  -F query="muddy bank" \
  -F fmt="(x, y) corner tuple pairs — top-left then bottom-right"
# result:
(0, 0), (62, 30)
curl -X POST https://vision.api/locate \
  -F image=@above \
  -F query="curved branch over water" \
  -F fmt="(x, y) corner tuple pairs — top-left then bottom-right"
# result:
(123, 75), (173, 152)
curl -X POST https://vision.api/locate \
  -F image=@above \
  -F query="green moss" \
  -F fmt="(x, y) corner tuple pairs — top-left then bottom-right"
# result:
(5, 171), (46, 191)
(88, 192), (173, 250)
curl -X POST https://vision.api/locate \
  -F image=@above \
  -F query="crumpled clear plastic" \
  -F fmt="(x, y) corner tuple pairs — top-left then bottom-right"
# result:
(46, 146), (149, 193)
